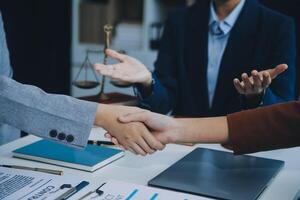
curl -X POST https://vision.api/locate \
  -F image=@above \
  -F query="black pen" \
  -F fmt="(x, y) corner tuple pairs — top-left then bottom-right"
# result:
(88, 140), (115, 146)
(77, 183), (106, 200)
(64, 181), (89, 200)
(54, 181), (89, 200)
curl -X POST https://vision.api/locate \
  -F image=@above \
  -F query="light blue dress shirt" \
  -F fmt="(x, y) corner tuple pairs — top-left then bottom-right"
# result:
(207, 0), (246, 107)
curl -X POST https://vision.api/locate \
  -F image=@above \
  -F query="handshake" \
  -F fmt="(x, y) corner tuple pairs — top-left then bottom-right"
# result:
(94, 104), (178, 156)
(92, 49), (289, 156)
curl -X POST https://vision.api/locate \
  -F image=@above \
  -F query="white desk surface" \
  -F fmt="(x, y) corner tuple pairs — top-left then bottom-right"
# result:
(1, 128), (300, 200)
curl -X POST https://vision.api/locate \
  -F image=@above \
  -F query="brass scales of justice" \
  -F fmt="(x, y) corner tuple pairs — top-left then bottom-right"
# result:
(73, 24), (132, 101)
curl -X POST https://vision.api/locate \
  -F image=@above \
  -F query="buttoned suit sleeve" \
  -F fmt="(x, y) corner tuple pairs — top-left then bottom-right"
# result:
(0, 12), (97, 148)
(0, 75), (98, 148)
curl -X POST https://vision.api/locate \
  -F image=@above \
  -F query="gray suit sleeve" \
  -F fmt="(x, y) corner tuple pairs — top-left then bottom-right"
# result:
(0, 76), (98, 148)
(0, 13), (13, 78)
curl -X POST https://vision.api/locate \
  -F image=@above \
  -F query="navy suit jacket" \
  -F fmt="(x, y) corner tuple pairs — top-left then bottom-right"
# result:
(138, 0), (296, 117)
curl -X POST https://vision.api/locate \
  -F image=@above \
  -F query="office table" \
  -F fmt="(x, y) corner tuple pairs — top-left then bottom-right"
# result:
(1, 128), (300, 200)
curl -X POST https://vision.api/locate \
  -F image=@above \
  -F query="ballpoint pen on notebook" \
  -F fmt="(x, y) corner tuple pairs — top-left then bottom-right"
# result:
(0, 164), (63, 175)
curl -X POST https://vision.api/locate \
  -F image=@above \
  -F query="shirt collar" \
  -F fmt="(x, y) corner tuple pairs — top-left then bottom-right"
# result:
(209, 0), (246, 35)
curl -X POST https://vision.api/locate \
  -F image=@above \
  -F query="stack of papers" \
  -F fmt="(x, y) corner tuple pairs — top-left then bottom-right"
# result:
(0, 166), (80, 200)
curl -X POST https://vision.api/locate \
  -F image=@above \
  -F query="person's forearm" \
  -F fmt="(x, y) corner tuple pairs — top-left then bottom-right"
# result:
(172, 117), (229, 144)
(94, 104), (111, 129)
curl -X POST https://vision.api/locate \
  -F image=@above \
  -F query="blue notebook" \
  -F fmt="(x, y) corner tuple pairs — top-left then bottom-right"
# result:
(12, 139), (124, 172)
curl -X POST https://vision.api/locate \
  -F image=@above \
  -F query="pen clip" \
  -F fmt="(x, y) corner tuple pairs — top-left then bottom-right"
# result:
(95, 183), (106, 196)
(77, 182), (106, 200)
(60, 184), (72, 190)
(64, 181), (89, 200)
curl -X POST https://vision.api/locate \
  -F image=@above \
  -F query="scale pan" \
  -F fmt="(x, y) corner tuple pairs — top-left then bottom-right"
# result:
(110, 80), (133, 88)
(73, 81), (100, 89)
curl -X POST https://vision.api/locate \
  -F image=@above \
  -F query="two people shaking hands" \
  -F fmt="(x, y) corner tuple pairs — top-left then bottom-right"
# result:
(93, 49), (292, 156)
(2, 0), (298, 155)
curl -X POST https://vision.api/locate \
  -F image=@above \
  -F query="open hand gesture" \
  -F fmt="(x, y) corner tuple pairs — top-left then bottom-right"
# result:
(94, 49), (152, 86)
(233, 64), (288, 96)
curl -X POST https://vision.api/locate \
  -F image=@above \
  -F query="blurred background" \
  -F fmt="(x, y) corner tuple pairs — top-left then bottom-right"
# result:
(0, 0), (299, 98)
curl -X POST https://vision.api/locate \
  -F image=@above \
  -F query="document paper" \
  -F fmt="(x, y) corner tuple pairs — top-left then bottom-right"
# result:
(82, 180), (211, 200)
(0, 166), (80, 200)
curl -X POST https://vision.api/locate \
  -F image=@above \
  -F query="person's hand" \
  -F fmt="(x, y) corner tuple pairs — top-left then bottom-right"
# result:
(120, 110), (181, 144)
(105, 110), (182, 146)
(105, 110), (229, 146)
(94, 104), (165, 156)
(233, 64), (288, 97)
(94, 49), (152, 87)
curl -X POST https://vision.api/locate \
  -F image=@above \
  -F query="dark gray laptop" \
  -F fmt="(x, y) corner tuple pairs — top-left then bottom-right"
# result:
(148, 148), (284, 200)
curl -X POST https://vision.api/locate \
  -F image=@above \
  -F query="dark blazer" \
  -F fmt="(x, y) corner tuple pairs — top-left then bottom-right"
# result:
(227, 101), (300, 154)
(138, 0), (296, 117)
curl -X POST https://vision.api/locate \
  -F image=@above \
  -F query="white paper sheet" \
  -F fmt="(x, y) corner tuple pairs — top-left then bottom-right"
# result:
(0, 166), (80, 200)
(81, 180), (211, 200)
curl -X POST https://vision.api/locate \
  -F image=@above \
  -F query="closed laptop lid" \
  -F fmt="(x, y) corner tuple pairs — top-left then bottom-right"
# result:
(148, 148), (284, 200)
